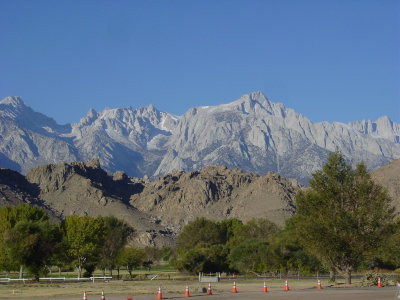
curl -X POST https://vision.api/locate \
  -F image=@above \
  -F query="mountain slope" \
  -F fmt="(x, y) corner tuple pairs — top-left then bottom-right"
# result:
(371, 158), (400, 210)
(131, 165), (300, 230)
(25, 159), (175, 246)
(0, 160), (303, 246)
(0, 92), (399, 183)
(156, 92), (399, 183)
(0, 168), (59, 220)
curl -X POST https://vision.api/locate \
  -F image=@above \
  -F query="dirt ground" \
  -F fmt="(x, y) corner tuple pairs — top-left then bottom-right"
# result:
(1, 287), (398, 300)
(0, 280), (398, 300)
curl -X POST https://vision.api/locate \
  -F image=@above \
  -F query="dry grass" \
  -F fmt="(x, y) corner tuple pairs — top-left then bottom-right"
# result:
(0, 278), (362, 299)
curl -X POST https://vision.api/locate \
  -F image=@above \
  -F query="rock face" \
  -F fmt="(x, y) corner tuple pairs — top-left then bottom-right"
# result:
(1, 92), (399, 184)
(0, 160), (302, 246)
(0, 168), (58, 220)
(371, 158), (400, 211)
(130, 165), (301, 231)
(25, 159), (174, 246)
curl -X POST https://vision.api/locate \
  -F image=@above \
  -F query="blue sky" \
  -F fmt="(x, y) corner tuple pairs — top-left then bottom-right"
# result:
(1, 0), (399, 124)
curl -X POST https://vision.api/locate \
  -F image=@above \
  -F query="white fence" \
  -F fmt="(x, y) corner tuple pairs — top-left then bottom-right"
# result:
(0, 277), (111, 283)
(198, 272), (220, 283)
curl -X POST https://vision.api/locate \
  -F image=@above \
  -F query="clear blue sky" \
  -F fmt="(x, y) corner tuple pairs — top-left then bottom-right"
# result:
(1, 0), (399, 124)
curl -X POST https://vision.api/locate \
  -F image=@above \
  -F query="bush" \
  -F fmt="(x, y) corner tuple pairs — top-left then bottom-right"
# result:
(361, 272), (391, 286)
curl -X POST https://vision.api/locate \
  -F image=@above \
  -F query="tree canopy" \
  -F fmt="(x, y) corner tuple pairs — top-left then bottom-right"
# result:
(0, 205), (60, 280)
(62, 215), (106, 278)
(293, 152), (395, 283)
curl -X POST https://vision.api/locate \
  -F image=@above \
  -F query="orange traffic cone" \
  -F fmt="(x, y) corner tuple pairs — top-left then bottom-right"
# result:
(156, 287), (163, 299)
(317, 280), (322, 289)
(232, 281), (238, 293)
(377, 277), (382, 288)
(207, 283), (213, 295)
(284, 280), (289, 291)
(101, 291), (105, 300)
(83, 291), (88, 300)
(263, 281), (268, 293)
(184, 286), (190, 297)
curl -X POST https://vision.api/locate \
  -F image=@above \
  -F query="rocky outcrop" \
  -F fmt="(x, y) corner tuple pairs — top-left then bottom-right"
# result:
(0, 168), (58, 220)
(25, 159), (174, 246)
(0, 159), (305, 246)
(130, 166), (301, 230)
(1, 92), (399, 184)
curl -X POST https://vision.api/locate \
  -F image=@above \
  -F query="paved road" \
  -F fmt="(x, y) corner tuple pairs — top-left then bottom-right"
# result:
(6, 287), (398, 300)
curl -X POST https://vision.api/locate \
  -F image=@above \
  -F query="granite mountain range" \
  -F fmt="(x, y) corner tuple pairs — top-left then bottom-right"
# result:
(1, 91), (399, 184)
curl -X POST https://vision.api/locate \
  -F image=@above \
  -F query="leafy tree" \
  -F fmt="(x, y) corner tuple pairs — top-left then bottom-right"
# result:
(293, 152), (395, 284)
(160, 246), (174, 261)
(173, 243), (229, 274)
(97, 216), (132, 276)
(63, 215), (106, 278)
(227, 218), (279, 248)
(4, 220), (61, 281)
(142, 246), (163, 271)
(269, 220), (324, 276)
(374, 219), (400, 269)
(48, 238), (70, 276)
(0, 205), (50, 275)
(117, 247), (146, 277)
(173, 218), (230, 273)
(227, 218), (279, 273)
(218, 218), (243, 243)
(173, 217), (279, 274)
(176, 217), (226, 253)
(228, 240), (272, 273)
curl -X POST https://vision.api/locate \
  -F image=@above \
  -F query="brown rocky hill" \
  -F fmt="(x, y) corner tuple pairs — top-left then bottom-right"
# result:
(130, 165), (301, 231)
(1, 159), (302, 246)
(25, 158), (174, 246)
(0, 168), (58, 220)
(371, 158), (400, 211)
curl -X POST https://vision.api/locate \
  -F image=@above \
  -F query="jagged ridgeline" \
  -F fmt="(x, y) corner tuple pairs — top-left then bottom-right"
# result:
(1, 92), (399, 184)
(0, 159), (301, 246)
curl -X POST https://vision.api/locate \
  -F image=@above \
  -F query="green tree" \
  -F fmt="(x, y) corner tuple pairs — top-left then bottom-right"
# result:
(228, 240), (272, 273)
(293, 152), (395, 284)
(97, 216), (132, 276)
(160, 246), (174, 261)
(218, 218), (243, 243)
(269, 220), (324, 276)
(142, 246), (162, 271)
(176, 217), (226, 253)
(226, 218), (279, 248)
(63, 215), (105, 278)
(173, 218), (229, 273)
(374, 219), (400, 269)
(173, 243), (229, 274)
(4, 220), (62, 281)
(0, 204), (50, 276)
(117, 247), (146, 277)
(227, 218), (279, 273)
